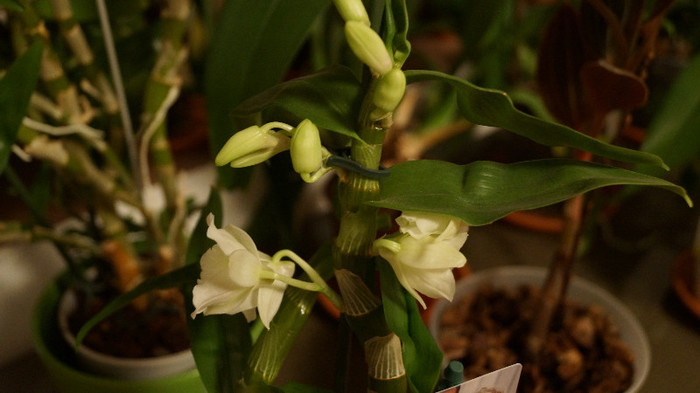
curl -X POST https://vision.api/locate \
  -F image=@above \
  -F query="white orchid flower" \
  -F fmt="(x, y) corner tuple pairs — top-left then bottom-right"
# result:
(191, 214), (295, 328)
(375, 211), (469, 308)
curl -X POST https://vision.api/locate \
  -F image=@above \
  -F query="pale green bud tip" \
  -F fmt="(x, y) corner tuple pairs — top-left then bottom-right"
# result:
(290, 119), (323, 174)
(344, 21), (393, 76)
(332, 0), (370, 24)
(371, 68), (406, 120)
(215, 125), (290, 168)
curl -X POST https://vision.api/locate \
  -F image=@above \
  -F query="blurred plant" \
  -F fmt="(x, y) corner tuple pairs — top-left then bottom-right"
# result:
(0, 0), (208, 304)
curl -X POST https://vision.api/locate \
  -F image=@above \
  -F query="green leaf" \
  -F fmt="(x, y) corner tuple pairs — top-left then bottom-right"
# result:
(205, 0), (331, 187)
(184, 189), (253, 393)
(368, 159), (692, 226)
(379, 260), (442, 393)
(385, 0), (411, 66)
(404, 70), (668, 168)
(0, 0), (24, 11)
(0, 42), (43, 175)
(232, 66), (363, 140)
(638, 53), (700, 177)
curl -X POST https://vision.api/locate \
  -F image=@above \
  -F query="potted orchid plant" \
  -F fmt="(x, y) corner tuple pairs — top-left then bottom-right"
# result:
(0, 0), (212, 391)
(74, 0), (692, 392)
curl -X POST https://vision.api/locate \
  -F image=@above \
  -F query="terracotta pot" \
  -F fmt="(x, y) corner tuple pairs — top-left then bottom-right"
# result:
(32, 273), (206, 393)
(428, 266), (651, 393)
(672, 250), (700, 319)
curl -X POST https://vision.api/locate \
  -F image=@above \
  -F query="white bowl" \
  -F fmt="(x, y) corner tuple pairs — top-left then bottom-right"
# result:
(429, 266), (651, 393)
(58, 290), (196, 380)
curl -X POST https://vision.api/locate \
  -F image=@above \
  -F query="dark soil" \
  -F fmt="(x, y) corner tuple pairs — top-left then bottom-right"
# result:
(67, 288), (190, 358)
(437, 284), (635, 393)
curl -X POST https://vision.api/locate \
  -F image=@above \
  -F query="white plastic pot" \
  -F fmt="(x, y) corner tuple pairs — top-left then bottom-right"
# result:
(428, 266), (651, 393)
(57, 290), (196, 380)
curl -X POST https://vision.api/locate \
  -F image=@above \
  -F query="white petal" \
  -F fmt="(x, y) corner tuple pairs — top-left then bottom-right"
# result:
(395, 236), (466, 269)
(242, 308), (258, 322)
(396, 211), (444, 239)
(382, 255), (426, 308)
(191, 282), (256, 317)
(402, 267), (456, 301)
(199, 246), (235, 288)
(206, 214), (246, 255)
(227, 249), (262, 287)
(257, 279), (288, 328)
(223, 224), (259, 255)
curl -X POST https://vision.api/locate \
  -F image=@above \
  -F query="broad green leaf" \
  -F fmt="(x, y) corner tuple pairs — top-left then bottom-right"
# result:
(637, 53), (700, 177)
(0, 42), (42, 175)
(404, 70), (668, 168)
(0, 0), (23, 11)
(205, 0), (330, 187)
(368, 159), (691, 226)
(184, 189), (253, 393)
(232, 66), (363, 140)
(379, 260), (442, 393)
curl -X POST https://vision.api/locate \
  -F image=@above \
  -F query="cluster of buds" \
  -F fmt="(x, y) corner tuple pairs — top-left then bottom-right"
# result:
(215, 120), (331, 183)
(334, 0), (406, 121)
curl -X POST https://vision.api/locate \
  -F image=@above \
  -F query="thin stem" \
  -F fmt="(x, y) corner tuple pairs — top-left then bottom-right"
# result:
(258, 270), (322, 292)
(138, 85), (181, 187)
(22, 117), (105, 150)
(96, 0), (138, 181)
(262, 121), (294, 137)
(372, 238), (400, 254)
(271, 249), (344, 309)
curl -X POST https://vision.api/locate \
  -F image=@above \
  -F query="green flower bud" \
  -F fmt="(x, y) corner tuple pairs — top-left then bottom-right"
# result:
(290, 119), (323, 175)
(332, 0), (370, 25)
(370, 68), (406, 120)
(215, 125), (290, 168)
(344, 21), (393, 76)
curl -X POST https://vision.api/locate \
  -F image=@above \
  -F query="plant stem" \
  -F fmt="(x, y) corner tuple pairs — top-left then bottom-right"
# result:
(12, 0), (83, 124)
(139, 0), (191, 210)
(526, 193), (587, 360)
(333, 73), (408, 391)
(48, 0), (125, 156)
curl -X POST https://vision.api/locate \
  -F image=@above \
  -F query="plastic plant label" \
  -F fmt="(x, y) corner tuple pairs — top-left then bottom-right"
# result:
(435, 363), (522, 393)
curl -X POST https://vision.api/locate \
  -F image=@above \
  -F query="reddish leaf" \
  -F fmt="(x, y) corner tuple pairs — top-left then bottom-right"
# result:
(580, 60), (649, 114)
(536, 4), (591, 129)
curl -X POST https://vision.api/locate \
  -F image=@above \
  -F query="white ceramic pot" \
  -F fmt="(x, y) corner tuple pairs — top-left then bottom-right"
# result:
(428, 266), (651, 393)
(58, 290), (196, 380)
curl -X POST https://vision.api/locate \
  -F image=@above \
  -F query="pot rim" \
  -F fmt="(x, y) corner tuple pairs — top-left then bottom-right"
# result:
(429, 265), (651, 393)
(57, 287), (196, 380)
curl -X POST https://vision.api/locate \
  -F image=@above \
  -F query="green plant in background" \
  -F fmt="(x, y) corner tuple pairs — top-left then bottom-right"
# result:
(2, 0), (696, 392)
(0, 0), (206, 298)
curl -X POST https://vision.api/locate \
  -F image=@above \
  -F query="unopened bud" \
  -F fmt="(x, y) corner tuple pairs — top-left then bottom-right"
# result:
(344, 21), (393, 76)
(370, 68), (406, 120)
(333, 0), (370, 25)
(215, 125), (290, 168)
(290, 119), (323, 174)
